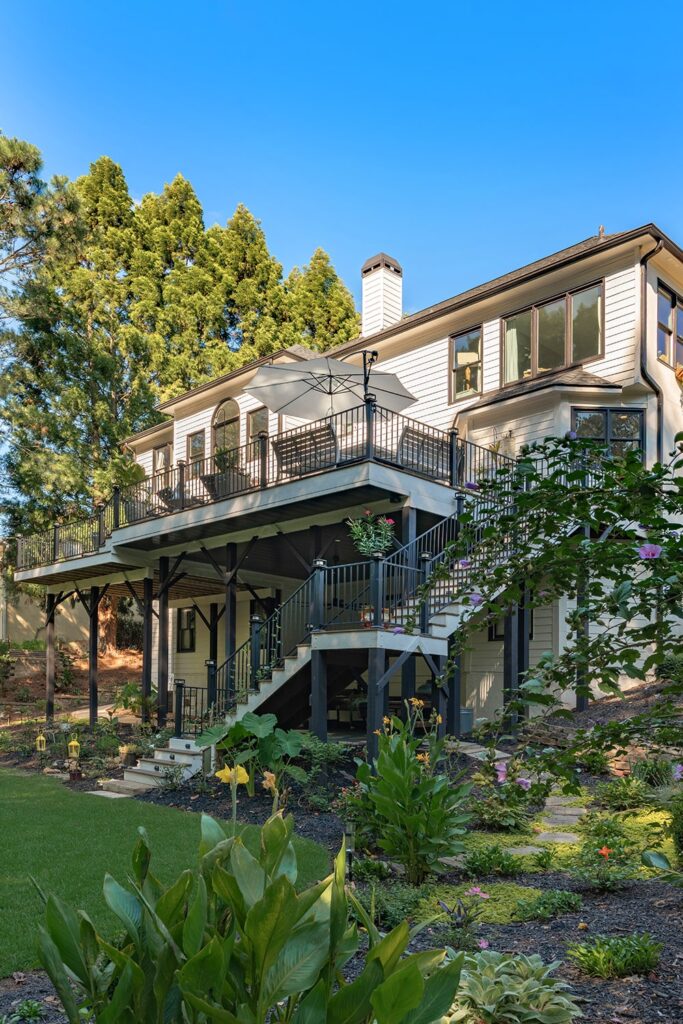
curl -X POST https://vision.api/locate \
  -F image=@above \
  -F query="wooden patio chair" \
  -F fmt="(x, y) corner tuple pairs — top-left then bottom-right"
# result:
(397, 425), (450, 479)
(271, 423), (339, 479)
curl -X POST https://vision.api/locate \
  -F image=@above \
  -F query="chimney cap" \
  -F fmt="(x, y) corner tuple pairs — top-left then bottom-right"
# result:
(361, 252), (402, 276)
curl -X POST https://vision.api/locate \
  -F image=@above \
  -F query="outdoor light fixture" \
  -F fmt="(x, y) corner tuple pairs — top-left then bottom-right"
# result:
(67, 737), (80, 759)
(35, 733), (46, 753)
(344, 820), (356, 881)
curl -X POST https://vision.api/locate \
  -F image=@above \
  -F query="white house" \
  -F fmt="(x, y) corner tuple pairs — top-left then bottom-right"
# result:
(14, 223), (683, 780)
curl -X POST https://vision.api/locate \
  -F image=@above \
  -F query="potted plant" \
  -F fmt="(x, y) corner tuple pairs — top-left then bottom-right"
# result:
(347, 509), (396, 557)
(201, 447), (252, 499)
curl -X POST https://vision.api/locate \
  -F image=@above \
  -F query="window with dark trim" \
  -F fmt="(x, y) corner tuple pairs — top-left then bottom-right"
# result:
(176, 607), (196, 653)
(656, 283), (683, 373)
(571, 407), (645, 460)
(186, 430), (205, 478)
(451, 328), (482, 399)
(488, 609), (534, 642)
(502, 283), (603, 385)
(213, 399), (240, 453)
(248, 406), (269, 441)
(153, 443), (171, 475)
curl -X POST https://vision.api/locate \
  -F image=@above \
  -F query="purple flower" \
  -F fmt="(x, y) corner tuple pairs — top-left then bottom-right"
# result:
(391, 626), (406, 634)
(673, 763), (683, 782)
(469, 592), (484, 607)
(466, 887), (490, 899)
(495, 762), (508, 784)
(516, 777), (532, 791)
(459, 558), (472, 569)
(638, 543), (663, 560)
(477, 939), (490, 949)
(464, 481), (480, 491)
(565, 430), (578, 441)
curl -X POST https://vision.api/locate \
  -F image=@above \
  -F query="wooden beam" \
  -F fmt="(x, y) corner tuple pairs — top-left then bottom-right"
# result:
(366, 647), (386, 763)
(141, 575), (153, 723)
(88, 585), (100, 728)
(310, 649), (328, 741)
(276, 529), (310, 574)
(45, 594), (56, 722)
(157, 556), (169, 725)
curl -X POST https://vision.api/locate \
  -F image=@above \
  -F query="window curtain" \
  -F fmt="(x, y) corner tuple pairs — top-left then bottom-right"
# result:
(505, 325), (518, 382)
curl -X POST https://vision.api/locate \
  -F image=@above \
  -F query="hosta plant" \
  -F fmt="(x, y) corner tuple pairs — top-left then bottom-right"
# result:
(594, 775), (651, 810)
(356, 709), (472, 884)
(446, 950), (581, 1023)
(35, 812), (463, 1024)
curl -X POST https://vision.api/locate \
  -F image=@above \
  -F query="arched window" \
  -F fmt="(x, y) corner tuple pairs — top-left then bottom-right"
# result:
(213, 399), (240, 453)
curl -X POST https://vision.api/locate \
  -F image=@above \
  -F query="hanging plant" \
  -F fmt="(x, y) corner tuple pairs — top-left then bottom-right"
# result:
(347, 508), (396, 556)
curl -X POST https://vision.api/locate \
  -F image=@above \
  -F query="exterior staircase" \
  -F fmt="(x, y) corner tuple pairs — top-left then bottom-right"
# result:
(100, 736), (207, 794)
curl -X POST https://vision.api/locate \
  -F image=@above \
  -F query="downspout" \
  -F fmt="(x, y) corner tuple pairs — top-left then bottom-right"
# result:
(639, 240), (665, 463)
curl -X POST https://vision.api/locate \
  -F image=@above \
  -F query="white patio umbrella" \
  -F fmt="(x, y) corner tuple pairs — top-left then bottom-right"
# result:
(245, 355), (416, 420)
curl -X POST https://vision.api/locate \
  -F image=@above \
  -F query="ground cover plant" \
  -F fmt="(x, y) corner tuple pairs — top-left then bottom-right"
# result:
(567, 932), (662, 979)
(0, 768), (328, 977)
(513, 889), (582, 922)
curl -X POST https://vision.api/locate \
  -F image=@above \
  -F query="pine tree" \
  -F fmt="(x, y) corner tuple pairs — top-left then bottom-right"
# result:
(286, 247), (359, 351)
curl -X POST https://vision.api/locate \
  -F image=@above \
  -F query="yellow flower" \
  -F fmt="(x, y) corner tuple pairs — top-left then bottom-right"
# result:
(215, 764), (249, 786)
(436, 714), (443, 725)
(373, 729), (381, 735)
(262, 771), (277, 792)
(409, 698), (425, 708)
(383, 716), (391, 725)
(416, 752), (430, 764)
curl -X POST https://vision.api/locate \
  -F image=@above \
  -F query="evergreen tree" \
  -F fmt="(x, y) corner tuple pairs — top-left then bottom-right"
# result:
(286, 247), (359, 351)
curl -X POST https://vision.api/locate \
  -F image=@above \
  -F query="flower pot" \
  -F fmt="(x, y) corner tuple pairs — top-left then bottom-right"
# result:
(69, 768), (82, 782)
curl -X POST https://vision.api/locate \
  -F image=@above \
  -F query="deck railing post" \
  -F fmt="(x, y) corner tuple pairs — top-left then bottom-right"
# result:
(174, 681), (185, 738)
(96, 503), (106, 548)
(370, 553), (384, 627)
(311, 558), (327, 630)
(364, 394), (376, 461)
(112, 486), (121, 529)
(177, 460), (186, 510)
(258, 432), (268, 488)
(419, 551), (432, 633)
(448, 428), (460, 487)
(250, 615), (262, 689)
(52, 524), (60, 562)
(205, 659), (216, 711)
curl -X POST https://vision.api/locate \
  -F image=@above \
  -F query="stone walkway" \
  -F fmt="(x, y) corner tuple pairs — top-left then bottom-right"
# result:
(508, 793), (586, 856)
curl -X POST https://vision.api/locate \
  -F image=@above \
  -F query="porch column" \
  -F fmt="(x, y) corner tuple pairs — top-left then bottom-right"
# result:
(224, 543), (237, 666)
(366, 647), (386, 762)
(446, 652), (462, 738)
(88, 586), (100, 728)
(157, 556), (169, 725)
(310, 648), (328, 741)
(45, 594), (56, 722)
(209, 602), (218, 664)
(432, 655), (448, 739)
(517, 589), (531, 717)
(141, 576), (153, 723)
(576, 545), (590, 711)
(400, 506), (417, 709)
(503, 602), (519, 728)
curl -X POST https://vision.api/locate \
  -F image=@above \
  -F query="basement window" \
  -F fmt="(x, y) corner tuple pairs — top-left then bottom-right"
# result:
(177, 607), (196, 653)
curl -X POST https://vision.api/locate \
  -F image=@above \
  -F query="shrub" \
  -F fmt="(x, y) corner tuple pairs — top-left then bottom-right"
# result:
(514, 889), (582, 921)
(355, 707), (472, 884)
(448, 950), (581, 1023)
(355, 880), (427, 930)
(631, 756), (674, 788)
(654, 653), (683, 683)
(576, 748), (610, 775)
(353, 857), (393, 883)
(594, 775), (651, 810)
(670, 792), (683, 866)
(461, 844), (522, 879)
(567, 932), (662, 979)
(36, 812), (464, 1022)
(0, 998), (45, 1022)
(571, 814), (635, 891)
(471, 750), (550, 833)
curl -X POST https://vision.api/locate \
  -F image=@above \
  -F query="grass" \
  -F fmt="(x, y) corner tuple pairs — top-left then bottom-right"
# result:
(0, 768), (330, 976)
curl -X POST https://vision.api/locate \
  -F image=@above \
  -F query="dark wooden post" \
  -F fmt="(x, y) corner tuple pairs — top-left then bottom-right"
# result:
(400, 506), (417, 708)
(112, 486), (121, 529)
(258, 431), (268, 488)
(311, 558), (327, 630)
(141, 576), (153, 724)
(45, 594), (56, 722)
(370, 554), (383, 627)
(209, 602), (218, 664)
(177, 460), (186, 511)
(419, 551), (432, 633)
(52, 524), (60, 563)
(97, 503), (106, 548)
(206, 659), (217, 710)
(432, 655), (448, 738)
(366, 647), (386, 762)
(250, 614), (262, 689)
(503, 603), (519, 728)
(224, 543), (237, 667)
(517, 588), (530, 716)
(448, 428), (460, 486)
(88, 585), (100, 728)
(364, 394), (376, 461)
(310, 648), (328, 741)
(446, 653), (462, 737)
(174, 681), (185, 738)
(157, 556), (169, 725)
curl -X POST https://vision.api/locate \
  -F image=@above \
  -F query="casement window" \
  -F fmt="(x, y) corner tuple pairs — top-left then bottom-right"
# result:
(176, 607), (196, 653)
(656, 284), (683, 372)
(571, 408), (645, 460)
(503, 283), (603, 385)
(186, 430), (205, 478)
(213, 399), (240, 453)
(451, 328), (482, 398)
(248, 406), (269, 441)
(153, 444), (171, 475)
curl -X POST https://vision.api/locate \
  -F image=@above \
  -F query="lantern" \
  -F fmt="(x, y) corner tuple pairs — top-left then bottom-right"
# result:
(67, 736), (80, 759)
(36, 734), (46, 753)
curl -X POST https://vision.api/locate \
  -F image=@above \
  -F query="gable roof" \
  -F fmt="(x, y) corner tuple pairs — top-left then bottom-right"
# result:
(463, 367), (621, 413)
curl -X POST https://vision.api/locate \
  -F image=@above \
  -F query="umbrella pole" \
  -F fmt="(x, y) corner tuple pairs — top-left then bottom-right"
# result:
(361, 349), (379, 397)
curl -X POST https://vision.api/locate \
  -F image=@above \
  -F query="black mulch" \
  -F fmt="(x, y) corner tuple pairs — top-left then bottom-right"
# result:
(0, 972), (67, 1024)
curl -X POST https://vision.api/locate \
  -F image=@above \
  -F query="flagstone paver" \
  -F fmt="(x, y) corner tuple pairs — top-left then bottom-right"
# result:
(535, 830), (581, 843)
(507, 845), (544, 856)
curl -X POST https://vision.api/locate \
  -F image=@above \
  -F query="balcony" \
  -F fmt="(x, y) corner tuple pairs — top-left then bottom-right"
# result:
(16, 404), (506, 572)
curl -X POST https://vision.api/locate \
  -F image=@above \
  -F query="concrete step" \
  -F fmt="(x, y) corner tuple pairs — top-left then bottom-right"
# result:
(168, 736), (202, 754)
(100, 777), (152, 795)
(153, 747), (202, 765)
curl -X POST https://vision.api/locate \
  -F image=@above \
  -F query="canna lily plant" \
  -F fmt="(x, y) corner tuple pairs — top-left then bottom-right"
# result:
(215, 762), (249, 835)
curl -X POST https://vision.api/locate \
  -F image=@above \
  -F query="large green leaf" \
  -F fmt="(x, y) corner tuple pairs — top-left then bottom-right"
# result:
(97, 961), (136, 1024)
(244, 874), (298, 978)
(178, 935), (224, 1000)
(367, 921), (410, 974)
(156, 869), (193, 928)
(103, 875), (142, 946)
(36, 926), (82, 1024)
(290, 979), (327, 1024)
(230, 840), (265, 909)
(261, 920), (330, 1004)
(326, 959), (384, 1024)
(241, 711), (278, 738)
(371, 962), (424, 1023)
(183, 992), (240, 1023)
(183, 875), (208, 957)
(402, 956), (463, 1024)
(199, 813), (228, 856)
(195, 723), (231, 748)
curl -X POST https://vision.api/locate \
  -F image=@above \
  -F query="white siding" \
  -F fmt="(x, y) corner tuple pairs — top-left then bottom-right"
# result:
(482, 320), (501, 394)
(588, 265), (639, 386)
(380, 337), (453, 431)
(467, 402), (560, 455)
(135, 449), (154, 476)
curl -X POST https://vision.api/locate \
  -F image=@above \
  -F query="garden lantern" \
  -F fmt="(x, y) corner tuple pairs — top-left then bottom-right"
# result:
(67, 736), (80, 760)
(344, 820), (355, 881)
(35, 733), (46, 753)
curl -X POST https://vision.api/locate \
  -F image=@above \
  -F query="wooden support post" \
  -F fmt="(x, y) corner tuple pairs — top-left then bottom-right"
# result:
(364, 394), (375, 461)
(209, 602), (218, 663)
(88, 585), (100, 728)
(366, 647), (386, 762)
(141, 576), (153, 724)
(250, 614), (262, 689)
(432, 655), (448, 739)
(446, 653), (462, 737)
(45, 594), (56, 722)
(174, 681), (185, 739)
(370, 554), (383, 627)
(400, 506), (417, 710)
(224, 543), (237, 664)
(503, 603), (519, 728)
(517, 589), (530, 717)
(157, 556), (169, 726)
(310, 648), (328, 741)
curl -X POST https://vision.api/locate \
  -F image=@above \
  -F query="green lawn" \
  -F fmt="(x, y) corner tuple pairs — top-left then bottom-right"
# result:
(0, 768), (330, 976)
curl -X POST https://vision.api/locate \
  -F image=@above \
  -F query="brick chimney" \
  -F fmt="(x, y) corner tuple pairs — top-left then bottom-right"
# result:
(361, 253), (402, 335)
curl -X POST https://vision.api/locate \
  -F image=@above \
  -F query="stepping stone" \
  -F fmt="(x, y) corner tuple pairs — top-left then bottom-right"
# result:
(535, 831), (580, 844)
(84, 790), (130, 799)
(507, 845), (544, 856)
(441, 855), (465, 868)
(543, 812), (585, 826)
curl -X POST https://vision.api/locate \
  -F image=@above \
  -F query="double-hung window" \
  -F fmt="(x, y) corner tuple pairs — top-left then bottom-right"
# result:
(248, 406), (269, 441)
(451, 327), (482, 398)
(571, 408), (644, 460)
(186, 430), (205, 479)
(503, 283), (602, 385)
(176, 608), (196, 653)
(657, 284), (683, 372)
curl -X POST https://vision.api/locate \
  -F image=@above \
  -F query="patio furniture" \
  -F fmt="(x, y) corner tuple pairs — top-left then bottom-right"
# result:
(271, 423), (339, 479)
(200, 466), (253, 500)
(397, 425), (450, 478)
(155, 486), (205, 513)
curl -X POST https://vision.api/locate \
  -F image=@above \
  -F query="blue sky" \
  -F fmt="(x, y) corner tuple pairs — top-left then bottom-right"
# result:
(2, 1), (682, 314)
